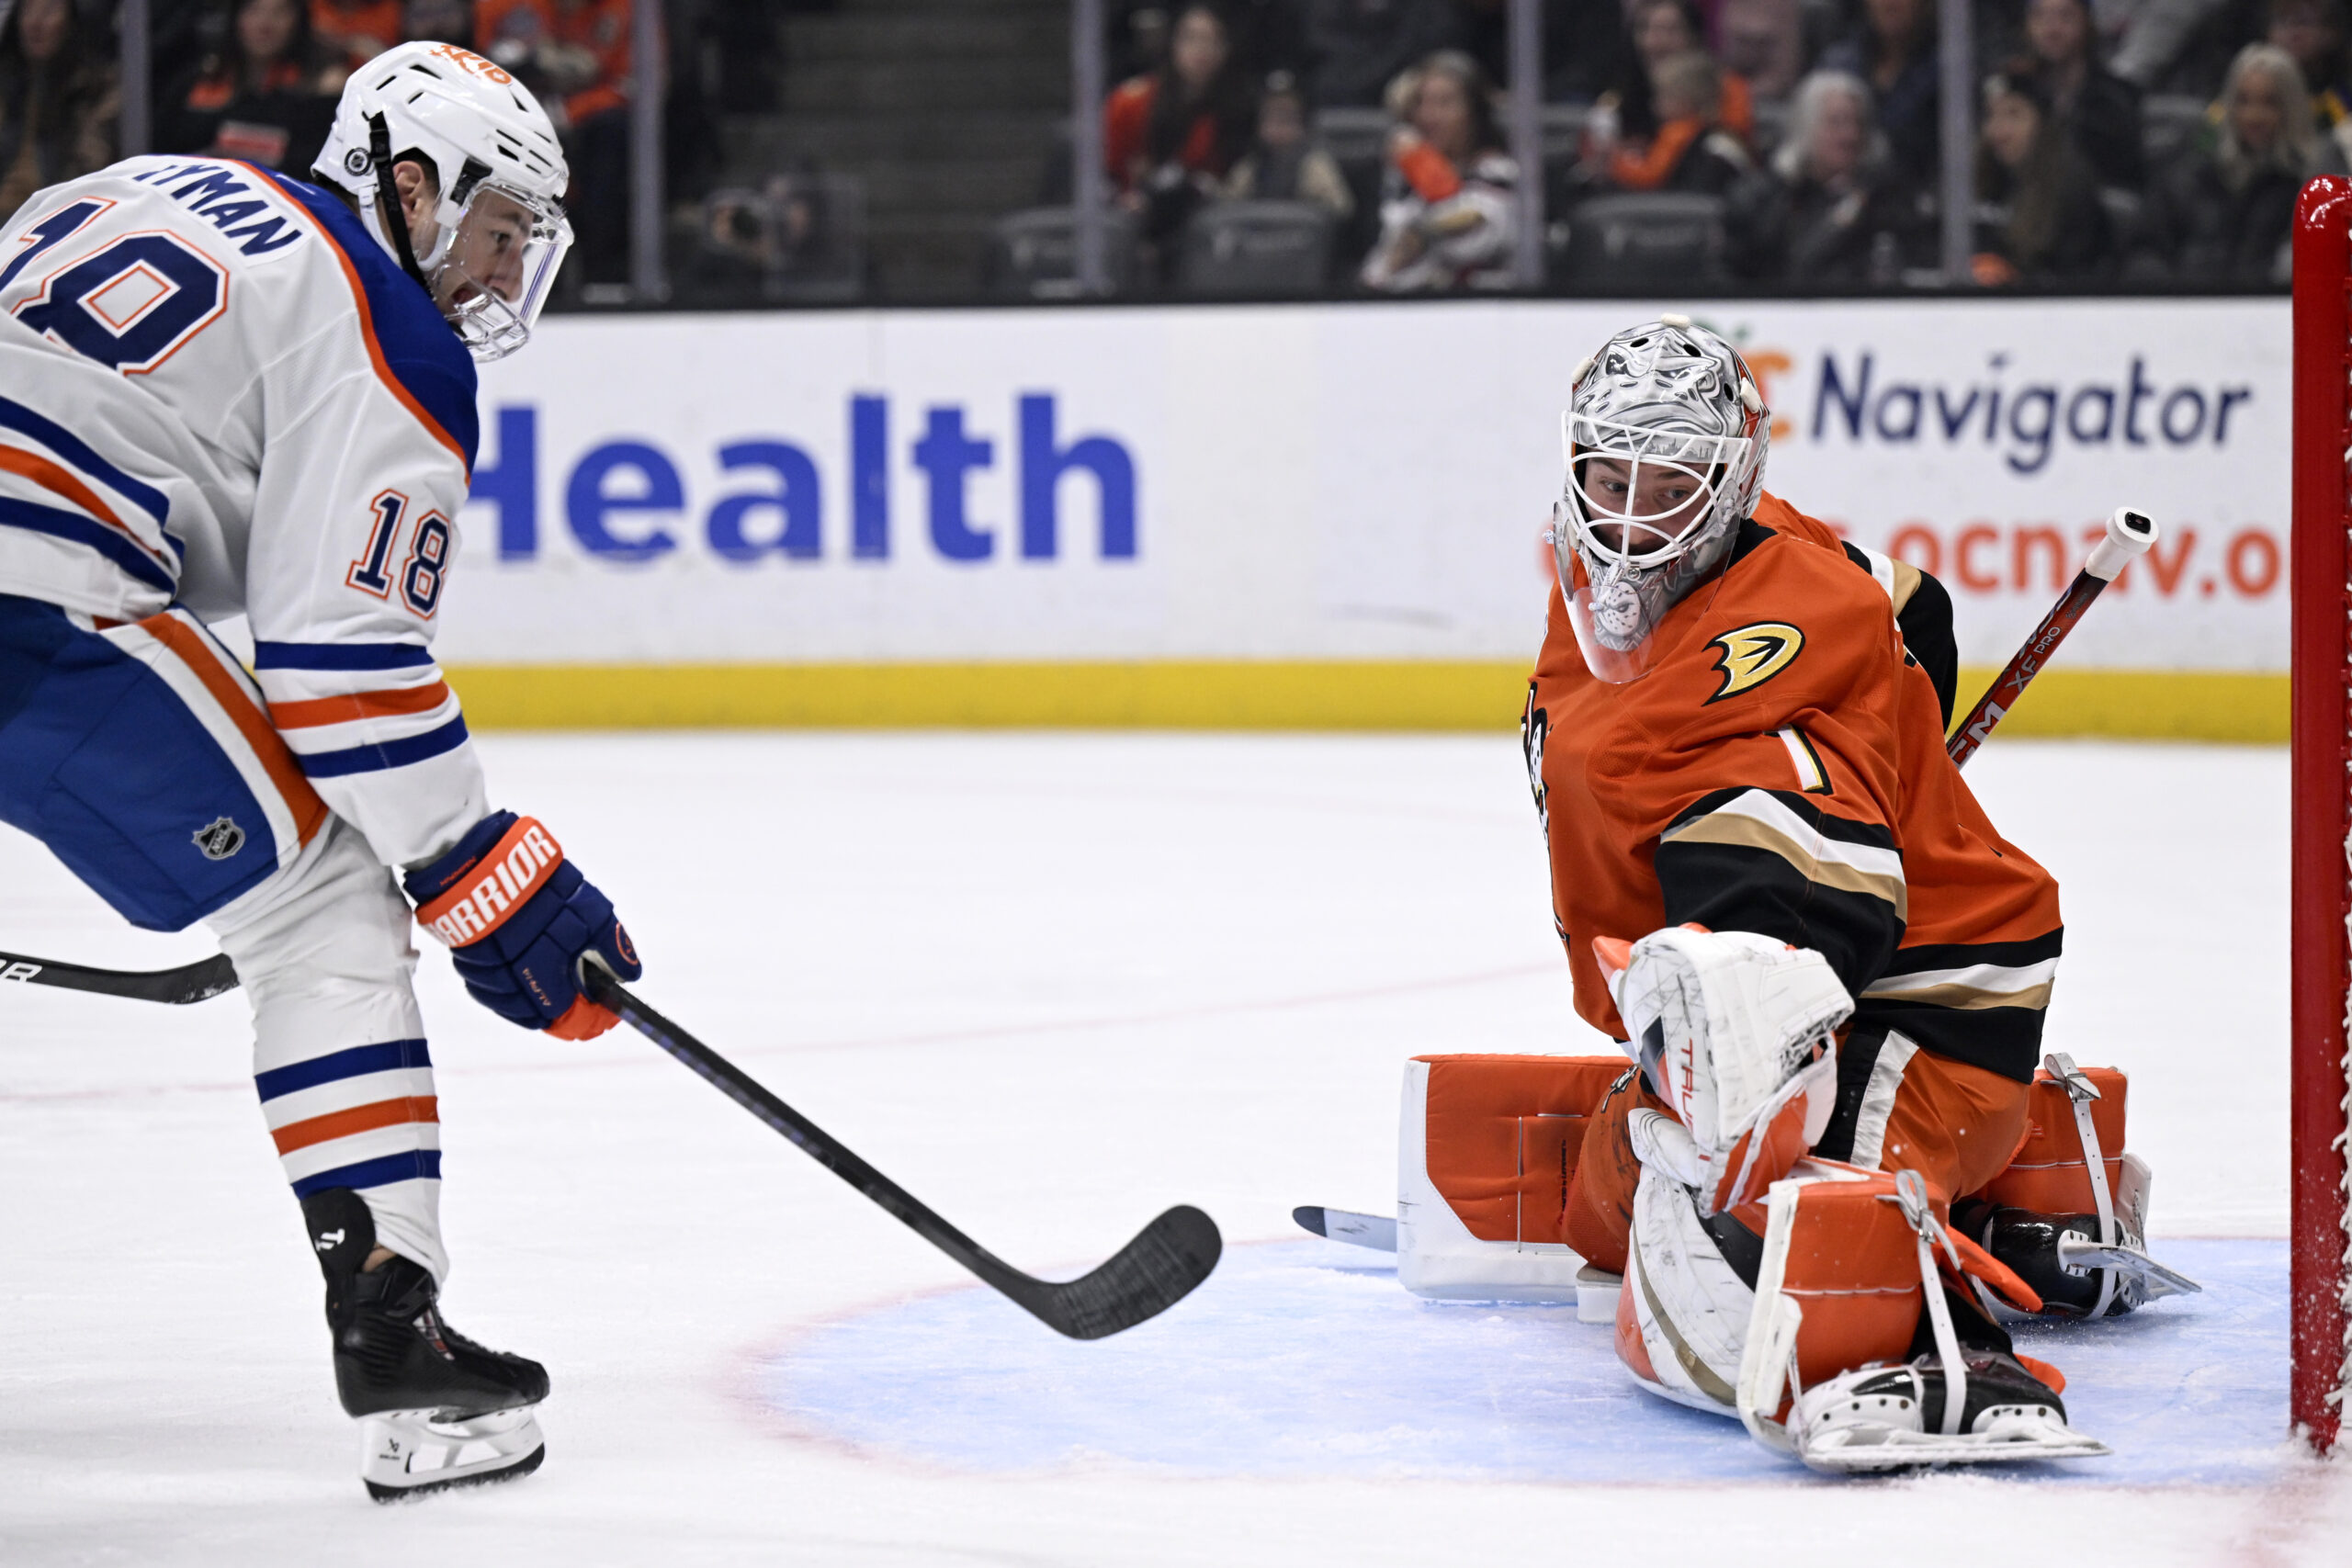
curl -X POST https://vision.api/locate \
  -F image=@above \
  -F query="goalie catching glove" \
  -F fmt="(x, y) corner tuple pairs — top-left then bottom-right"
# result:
(404, 811), (642, 1040)
(1595, 925), (1851, 1213)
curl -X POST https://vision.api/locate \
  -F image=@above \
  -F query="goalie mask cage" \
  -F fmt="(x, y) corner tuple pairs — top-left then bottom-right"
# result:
(2290, 176), (2352, 1454)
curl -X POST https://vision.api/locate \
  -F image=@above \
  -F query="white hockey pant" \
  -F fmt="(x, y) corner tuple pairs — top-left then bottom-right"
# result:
(209, 816), (446, 1281)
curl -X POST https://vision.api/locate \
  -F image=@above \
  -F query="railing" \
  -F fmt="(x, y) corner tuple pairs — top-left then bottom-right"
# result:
(106, 0), (1991, 303)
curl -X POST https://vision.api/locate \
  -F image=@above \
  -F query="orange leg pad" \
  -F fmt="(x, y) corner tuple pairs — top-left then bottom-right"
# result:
(1414, 1054), (1631, 1244)
(1974, 1066), (2129, 1212)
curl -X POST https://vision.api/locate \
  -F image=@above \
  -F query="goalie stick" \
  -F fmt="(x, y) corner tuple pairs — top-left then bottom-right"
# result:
(581, 965), (1223, 1341)
(1293, 1205), (1396, 1251)
(1946, 506), (2158, 768)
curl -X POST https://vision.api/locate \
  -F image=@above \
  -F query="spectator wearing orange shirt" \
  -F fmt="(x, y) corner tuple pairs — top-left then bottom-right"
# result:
(311, 0), (404, 71)
(1103, 2), (1255, 274)
(478, 0), (650, 286)
(1104, 2), (1255, 194)
(1590, 50), (1756, 194)
(1600, 0), (1755, 148)
(1360, 50), (1517, 292)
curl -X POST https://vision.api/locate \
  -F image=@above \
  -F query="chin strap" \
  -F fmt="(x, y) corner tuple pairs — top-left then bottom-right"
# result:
(368, 112), (432, 291)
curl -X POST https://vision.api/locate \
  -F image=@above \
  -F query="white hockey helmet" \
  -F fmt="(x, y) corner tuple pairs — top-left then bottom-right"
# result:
(1549, 316), (1770, 682)
(314, 41), (572, 361)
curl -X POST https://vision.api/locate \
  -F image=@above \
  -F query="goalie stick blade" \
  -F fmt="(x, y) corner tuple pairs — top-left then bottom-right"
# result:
(1293, 1206), (1398, 1252)
(0, 950), (241, 1006)
(996, 1204), (1223, 1341)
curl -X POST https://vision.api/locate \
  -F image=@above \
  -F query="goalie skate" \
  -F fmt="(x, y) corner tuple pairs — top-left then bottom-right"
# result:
(362, 1406), (547, 1502)
(1790, 1351), (2110, 1473)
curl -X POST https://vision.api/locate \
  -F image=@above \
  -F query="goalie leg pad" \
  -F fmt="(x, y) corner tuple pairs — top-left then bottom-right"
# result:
(1562, 1066), (1657, 1276)
(1394, 1054), (1629, 1302)
(1968, 1055), (2201, 1317)
(1614, 1136), (1765, 1415)
(1736, 1165), (2108, 1472)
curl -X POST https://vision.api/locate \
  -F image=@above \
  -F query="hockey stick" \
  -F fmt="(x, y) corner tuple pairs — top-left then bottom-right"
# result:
(0, 942), (1221, 1335)
(0, 949), (241, 1005)
(581, 965), (1223, 1340)
(1946, 506), (2158, 769)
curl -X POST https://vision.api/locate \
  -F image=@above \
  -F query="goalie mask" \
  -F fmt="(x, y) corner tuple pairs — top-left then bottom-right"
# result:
(1548, 317), (1770, 682)
(314, 42), (572, 362)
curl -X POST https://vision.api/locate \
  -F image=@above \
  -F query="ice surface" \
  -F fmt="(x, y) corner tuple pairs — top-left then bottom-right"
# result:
(774, 1236), (2286, 1486)
(1, 735), (2343, 1565)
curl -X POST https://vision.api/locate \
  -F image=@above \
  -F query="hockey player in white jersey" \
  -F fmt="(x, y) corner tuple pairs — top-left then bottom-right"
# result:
(0, 43), (632, 1498)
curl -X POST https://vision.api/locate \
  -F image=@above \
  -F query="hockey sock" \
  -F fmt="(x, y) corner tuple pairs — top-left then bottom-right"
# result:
(260, 1034), (445, 1280)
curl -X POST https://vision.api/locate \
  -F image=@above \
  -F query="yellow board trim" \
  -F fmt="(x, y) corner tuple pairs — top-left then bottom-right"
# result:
(440, 660), (2290, 741)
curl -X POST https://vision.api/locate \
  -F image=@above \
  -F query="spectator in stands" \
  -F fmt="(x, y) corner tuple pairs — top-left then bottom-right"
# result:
(1221, 69), (1357, 218)
(1106, 2), (1257, 191)
(0, 0), (117, 225)
(2135, 41), (2332, 281)
(1360, 49), (1517, 289)
(2268, 0), (2352, 164)
(162, 0), (344, 174)
(2024, 0), (2144, 186)
(1728, 68), (1929, 280)
(2109, 0), (2247, 96)
(1717, 0), (1807, 100)
(1589, 50), (1757, 192)
(1106, 0), (1257, 272)
(1601, 0), (1756, 144)
(1819, 0), (1941, 178)
(1971, 63), (2116, 282)
(311, 0), (403, 71)
(477, 0), (641, 287)
(1306, 0), (1460, 107)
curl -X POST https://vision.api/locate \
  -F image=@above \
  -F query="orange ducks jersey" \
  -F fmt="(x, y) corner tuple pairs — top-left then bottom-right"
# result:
(1523, 491), (2064, 1086)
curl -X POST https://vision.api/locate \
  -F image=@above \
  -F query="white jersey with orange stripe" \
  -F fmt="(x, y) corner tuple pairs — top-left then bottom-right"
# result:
(0, 155), (488, 869)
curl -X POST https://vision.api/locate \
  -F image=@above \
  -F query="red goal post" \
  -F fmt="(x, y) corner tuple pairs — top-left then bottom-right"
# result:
(2290, 175), (2352, 1453)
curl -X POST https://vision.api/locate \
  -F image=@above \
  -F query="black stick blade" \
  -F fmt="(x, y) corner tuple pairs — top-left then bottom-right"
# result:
(1002, 1203), (1222, 1341)
(0, 951), (241, 1006)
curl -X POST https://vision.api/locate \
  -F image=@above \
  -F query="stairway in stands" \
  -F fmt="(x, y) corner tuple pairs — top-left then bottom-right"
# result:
(727, 0), (1070, 299)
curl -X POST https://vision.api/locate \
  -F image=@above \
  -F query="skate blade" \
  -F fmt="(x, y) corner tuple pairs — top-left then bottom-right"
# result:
(1799, 1416), (2110, 1474)
(361, 1405), (546, 1503)
(2055, 1235), (2202, 1299)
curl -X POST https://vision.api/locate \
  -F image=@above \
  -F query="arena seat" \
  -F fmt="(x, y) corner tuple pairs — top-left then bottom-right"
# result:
(1559, 193), (1731, 287)
(1176, 201), (1334, 296)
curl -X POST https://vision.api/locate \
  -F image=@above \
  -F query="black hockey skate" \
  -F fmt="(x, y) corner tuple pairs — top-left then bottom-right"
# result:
(303, 1189), (548, 1502)
(1954, 1196), (2200, 1319)
(1790, 1348), (2109, 1472)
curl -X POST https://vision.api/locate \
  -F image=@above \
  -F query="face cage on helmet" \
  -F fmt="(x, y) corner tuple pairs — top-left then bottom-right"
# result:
(426, 179), (572, 363)
(1550, 410), (1755, 684)
(1558, 410), (1752, 567)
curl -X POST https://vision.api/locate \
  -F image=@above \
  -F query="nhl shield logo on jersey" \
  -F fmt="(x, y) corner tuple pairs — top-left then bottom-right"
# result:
(1706, 623), (1805, 703)
(191, 817), (246, 861)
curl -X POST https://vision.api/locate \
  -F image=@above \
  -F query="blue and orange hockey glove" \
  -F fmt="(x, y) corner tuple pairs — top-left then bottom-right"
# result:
(402, 810), (642, 1040)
